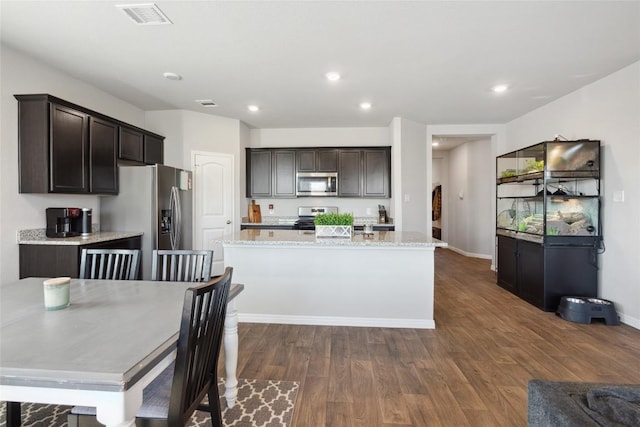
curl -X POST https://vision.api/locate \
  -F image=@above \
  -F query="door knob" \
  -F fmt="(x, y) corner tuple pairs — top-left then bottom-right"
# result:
(226, 220), (232, 224)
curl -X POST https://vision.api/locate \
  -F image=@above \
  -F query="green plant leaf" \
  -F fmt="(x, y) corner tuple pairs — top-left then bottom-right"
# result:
(314, 212), (353, 226)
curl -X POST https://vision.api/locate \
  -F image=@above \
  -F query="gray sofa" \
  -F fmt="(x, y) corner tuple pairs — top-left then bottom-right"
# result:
(528, 380), (640, 426)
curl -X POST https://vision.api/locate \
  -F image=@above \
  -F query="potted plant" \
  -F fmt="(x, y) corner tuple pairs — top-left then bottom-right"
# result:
(314, 212), (354, 238)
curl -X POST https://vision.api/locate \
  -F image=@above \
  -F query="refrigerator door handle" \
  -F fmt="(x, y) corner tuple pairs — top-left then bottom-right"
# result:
(173, 186), (182, 249)
(169, 186), (177, 249)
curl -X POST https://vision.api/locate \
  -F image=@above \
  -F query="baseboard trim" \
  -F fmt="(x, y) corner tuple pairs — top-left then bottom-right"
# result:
(447, 246), (493, 260)
(619, 313), (640, 330)
(238, 313), (436, 329)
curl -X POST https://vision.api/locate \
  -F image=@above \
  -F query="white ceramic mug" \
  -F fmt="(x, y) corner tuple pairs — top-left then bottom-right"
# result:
(43, 277), (70, 310)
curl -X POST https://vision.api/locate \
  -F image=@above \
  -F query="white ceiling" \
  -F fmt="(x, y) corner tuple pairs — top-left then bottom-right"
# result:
(2, 1), (639, 129)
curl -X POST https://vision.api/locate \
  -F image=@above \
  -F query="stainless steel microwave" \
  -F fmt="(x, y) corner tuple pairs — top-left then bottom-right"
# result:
(296, 172), (338, 196)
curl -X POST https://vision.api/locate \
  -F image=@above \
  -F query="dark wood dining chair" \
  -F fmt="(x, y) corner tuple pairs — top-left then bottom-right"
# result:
(79, 248), (141, 280)
(151, 249), (213, 282)
(68, 267), (233, 427)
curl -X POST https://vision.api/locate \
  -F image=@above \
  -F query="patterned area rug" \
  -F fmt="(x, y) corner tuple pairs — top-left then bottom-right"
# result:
(0, 378), (298, 427)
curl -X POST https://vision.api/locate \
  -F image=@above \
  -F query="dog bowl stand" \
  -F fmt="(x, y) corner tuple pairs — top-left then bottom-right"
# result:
(557, 296), (619, 325)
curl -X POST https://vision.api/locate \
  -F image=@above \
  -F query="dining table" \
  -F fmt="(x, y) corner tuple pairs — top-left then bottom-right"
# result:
(0, 277), (244, 427)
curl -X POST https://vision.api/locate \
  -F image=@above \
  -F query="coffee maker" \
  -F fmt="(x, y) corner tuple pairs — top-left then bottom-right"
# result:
(46, 208), (92, 238)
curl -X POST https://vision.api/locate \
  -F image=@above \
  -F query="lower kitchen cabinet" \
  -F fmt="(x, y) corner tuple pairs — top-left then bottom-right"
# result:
(496, 235), (598, 311)
(19, 236), (142, 279)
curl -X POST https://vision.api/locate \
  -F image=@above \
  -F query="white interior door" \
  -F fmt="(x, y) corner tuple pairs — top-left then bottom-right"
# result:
(192, 152), (234, 276)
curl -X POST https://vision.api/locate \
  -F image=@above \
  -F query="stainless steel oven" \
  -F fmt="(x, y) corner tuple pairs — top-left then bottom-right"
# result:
(294, 206), (338, 230)
(296, 172), (337, 196)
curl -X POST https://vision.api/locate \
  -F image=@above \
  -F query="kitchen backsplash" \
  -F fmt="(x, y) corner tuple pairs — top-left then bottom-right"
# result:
(246, 197), (390, 219)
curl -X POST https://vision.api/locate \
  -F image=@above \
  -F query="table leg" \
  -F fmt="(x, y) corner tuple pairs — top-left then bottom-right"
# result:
(223, 298), (239, 408)
(6, 401), (21, 427)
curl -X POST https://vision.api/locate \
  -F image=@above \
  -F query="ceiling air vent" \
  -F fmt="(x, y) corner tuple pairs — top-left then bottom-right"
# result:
(195, 99), (218, 108)
(116, 3), (172, 25)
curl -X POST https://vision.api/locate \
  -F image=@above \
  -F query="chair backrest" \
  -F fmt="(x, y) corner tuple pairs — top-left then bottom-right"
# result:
(151, 249), (213, 282)
(167, 266), (232, 425)
(79, 249), (141, 280)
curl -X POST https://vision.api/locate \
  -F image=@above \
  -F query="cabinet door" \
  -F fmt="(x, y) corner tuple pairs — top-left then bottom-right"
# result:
(119, 126), (144, 162)
(497, 235), (518, 294)
(273, 150), (296, 197)
(89, 117), (118, 194)
(338, 150), (362, 197)
(297, 150), (316, 172)
(517, 239), (544, 309)
(144, 134), (164, 165)
(247, 150), (272, 197)
(50, 104), (89, 193)
(317, 150), (338, 172)
(363, 149), (390, 197)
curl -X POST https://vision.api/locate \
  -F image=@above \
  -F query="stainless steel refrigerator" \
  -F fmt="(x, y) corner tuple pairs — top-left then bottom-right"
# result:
(100, 164), (193, 280)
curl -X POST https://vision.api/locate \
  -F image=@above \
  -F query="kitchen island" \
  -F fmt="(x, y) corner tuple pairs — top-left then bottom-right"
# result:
(220, 229), (446, 328)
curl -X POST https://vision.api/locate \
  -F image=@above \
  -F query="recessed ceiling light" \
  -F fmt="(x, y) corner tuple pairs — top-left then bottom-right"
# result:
(248, 105), (259, 112)
(195, 99), (217, 107)
(432, 142), (439, 147)
(326, 72), (341, 82)
(360, 102), (372, 110)
(163, 72), (182, 81)
(492, 84), (509, 93)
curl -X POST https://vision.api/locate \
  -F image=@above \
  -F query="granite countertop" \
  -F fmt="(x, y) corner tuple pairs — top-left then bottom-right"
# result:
(220, 229), (446, 248)
(18, 229), (143, 246)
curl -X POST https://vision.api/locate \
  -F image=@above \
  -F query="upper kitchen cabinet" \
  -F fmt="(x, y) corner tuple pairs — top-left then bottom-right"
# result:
(89, 117), (119, 194)
(17, 95), (91, 194)
(246, 149), (272, 197)
(246, 148), (296, 198)
(273, 150), (296, 197)
(297, 149), (338, 172)
(338, 147), (391, 198)
(16, 94), (165, 194)
(363, 148), (391, 198)
(143, 134), (164, 165)
(337, 150), (362, 197)
(247, 146), (391, 198)
(119, 126), (144, 163)
(119, 126), (164, 165)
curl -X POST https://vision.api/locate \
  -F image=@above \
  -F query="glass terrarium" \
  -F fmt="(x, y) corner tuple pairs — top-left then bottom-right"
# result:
(496, 139), (600, 241)
(546, 140), (600, 174)
(497, 143), (544, 182)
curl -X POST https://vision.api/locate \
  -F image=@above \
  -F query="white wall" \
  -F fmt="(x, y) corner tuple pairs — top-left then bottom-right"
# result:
(0, 45), (147, 283)
(504, 61), (640, 328)
(247, 127), (394, 219)
(398, 118), (428, 233)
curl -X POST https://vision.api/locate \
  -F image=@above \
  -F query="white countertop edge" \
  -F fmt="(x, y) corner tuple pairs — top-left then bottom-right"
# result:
(221, 239), (447, 248)
(18, 230), (144, 246)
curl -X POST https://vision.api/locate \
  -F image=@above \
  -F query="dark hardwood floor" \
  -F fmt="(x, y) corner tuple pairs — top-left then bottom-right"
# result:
(225, 248), (640, 426)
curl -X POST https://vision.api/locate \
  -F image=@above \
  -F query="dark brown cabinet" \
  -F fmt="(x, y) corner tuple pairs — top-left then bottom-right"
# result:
(247, 149), (272, 197)
(363, 148), (391, 198)
(247, 146), (391, 199)
(144, 134), (164, 165)
(297, 149), (338, 172)
(119, 126), (144, 163)
(338, 150), (362, 197)
(19, 236), (142, 279)
(246, 149), (296, 198)
(273, 150), (296, 197)
(118, 127), (164, 165)
(16, 94), (164, 195)
(89, 117), (119, 194)
(50, 104), (90, 193)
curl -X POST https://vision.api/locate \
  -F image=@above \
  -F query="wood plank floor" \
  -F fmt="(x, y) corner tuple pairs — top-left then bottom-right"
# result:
(224, 248), (640, 426)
